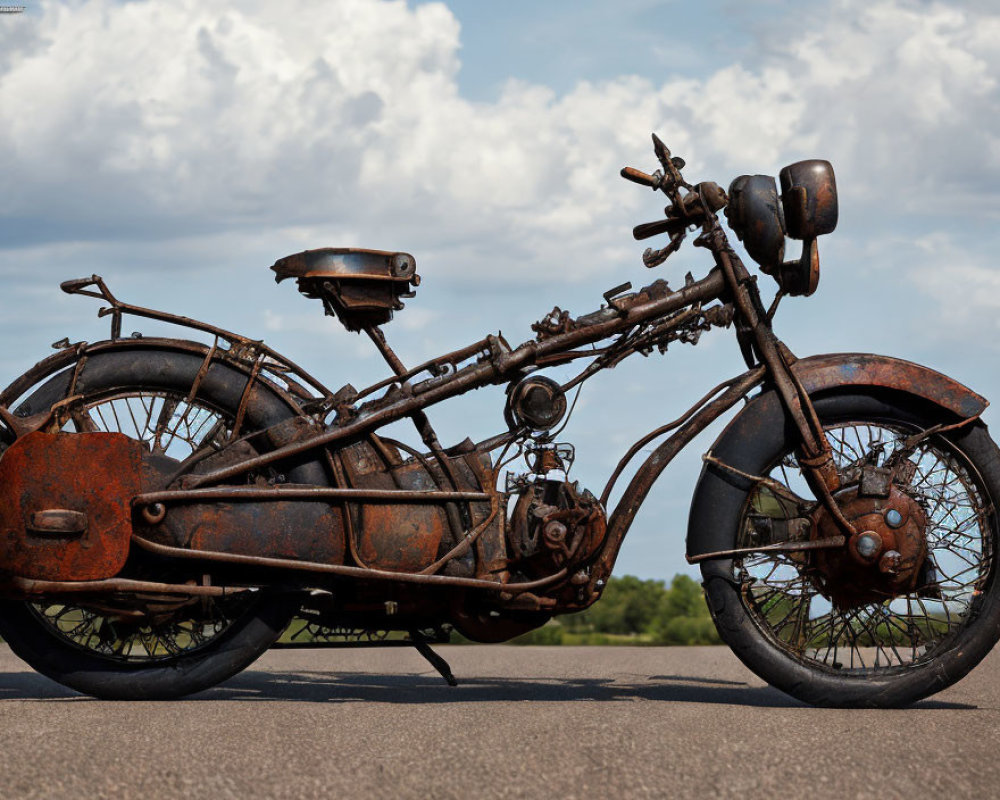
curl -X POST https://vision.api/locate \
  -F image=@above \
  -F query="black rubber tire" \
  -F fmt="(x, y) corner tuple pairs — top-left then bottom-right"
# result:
(0, 347), (318, 699)
(0, 592), (299, 700)
(692, 389), (1000, 708)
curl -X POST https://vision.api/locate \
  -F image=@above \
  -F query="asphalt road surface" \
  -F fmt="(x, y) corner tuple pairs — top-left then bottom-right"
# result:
(1, 643), (998, 799)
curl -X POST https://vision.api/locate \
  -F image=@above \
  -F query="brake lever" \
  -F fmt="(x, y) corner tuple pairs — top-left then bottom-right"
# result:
(632, 217), (687, 241)
(642, 237), (684, 268)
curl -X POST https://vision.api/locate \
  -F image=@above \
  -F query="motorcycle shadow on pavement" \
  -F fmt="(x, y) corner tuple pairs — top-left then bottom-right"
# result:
(0, 669), (976, 709)
(201, 669), (974, 709)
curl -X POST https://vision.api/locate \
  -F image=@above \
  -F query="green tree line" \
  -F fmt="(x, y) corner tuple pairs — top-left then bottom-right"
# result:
(495, 574), (721, 646)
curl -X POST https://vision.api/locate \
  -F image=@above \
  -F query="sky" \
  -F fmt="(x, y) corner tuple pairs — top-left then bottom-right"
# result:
(0, 0), (998, 580)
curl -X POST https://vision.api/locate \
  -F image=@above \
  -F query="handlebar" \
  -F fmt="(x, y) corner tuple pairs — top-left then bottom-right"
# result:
(619, 166), (661, 189)
(621, 135), (730, 268)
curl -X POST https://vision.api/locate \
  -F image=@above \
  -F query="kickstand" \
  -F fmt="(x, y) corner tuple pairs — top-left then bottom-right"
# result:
(410, 633), (458, 686)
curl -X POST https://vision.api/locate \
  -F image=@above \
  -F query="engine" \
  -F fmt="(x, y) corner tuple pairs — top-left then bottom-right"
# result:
(505, 444), (607, 585)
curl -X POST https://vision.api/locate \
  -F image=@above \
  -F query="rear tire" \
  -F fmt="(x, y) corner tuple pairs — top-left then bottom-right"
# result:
(0, 592), (299, 700)
(0, 347), (316, 699)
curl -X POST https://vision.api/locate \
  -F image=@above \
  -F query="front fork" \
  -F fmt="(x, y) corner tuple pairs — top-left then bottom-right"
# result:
(707, 224), (856, 539)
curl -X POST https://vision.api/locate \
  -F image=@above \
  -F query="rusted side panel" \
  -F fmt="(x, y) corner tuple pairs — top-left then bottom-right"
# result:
(155, 500), (347, 565)
(359, 503), (447, 573)
(355, 459), (448, 573)
(792, 353), (988, 419)
(0, 432), (141, 581)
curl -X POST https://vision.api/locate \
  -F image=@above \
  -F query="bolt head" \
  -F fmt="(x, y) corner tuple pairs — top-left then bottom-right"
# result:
(885, 508), (904, 528)
(879, 550), (903, 575)
(856, 531), (883, 560)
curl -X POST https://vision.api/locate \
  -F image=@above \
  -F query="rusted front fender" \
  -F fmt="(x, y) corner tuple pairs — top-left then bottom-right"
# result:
(686, 352), (987, 564)
(790, 352), (987, 419)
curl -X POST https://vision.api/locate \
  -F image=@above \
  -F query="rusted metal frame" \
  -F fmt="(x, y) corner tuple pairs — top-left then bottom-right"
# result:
(6, 576), (248, 597)
(351, 336), (497, 404)
(534, 346), (610, 368)
(65, 353), (89, 402)
(473, 430), (520, 454)
(589, 367), (766, 590)
(368, 435), (404, 477)
(372, 434), (482, 574)
(378, 435), (439, 475)
(159, 339), (221, 452)
(29, 352), (93, 432)
(325, 448), (373, 569)
(229, 351), (266, 441)
(183, 269), (728, 489)
(712, 230), (822, 454)
(363, 325), (472, 554)
(709, 224), (855, 537)
(556, 325), (639, 393)
(419, 490), (501, 576)
(685, 535), (847, 564)
(156, 346), (216, 448)
(63, 275), (334, 401)
(561, 305), (712, 396)
(599, 370), (763, 507)
(131, 534), (568, 594)
(362, 326), (462, 492)
(135, 486), (493, 504)
(700, 453), (809, 506)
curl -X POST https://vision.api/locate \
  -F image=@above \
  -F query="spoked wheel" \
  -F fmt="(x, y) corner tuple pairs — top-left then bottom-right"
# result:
(0, 348), (310, 699)
(697, 391), (1000, 707)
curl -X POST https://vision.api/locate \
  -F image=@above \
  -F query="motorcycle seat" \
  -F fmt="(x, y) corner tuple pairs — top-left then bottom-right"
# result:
(271, 248), (419, 331)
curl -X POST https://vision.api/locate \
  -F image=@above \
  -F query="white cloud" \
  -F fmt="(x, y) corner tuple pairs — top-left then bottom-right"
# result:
(2, 0), (996, 283)
(1, 0), (1000, 582)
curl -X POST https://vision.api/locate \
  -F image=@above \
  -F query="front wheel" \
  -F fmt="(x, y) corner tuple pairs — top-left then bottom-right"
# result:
(693, 390), (1000, 707)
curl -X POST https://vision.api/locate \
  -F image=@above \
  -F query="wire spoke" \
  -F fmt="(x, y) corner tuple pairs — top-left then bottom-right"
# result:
(36, 387), (248, 663)
(737, 417), (995, 676)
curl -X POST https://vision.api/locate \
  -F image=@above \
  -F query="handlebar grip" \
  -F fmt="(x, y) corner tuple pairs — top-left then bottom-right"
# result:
(632, 218), (685, 241)
(60, 276), (100, 295)
(620, 167), (660, 189)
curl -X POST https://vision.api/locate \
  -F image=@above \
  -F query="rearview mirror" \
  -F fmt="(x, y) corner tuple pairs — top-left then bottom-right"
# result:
(779, 160), (838, 239)
(726, 174), (785, 269)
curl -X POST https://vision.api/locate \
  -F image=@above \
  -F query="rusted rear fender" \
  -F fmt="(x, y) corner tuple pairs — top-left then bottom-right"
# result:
(0, 337), (313, 421)
(686, 353), (987, 565)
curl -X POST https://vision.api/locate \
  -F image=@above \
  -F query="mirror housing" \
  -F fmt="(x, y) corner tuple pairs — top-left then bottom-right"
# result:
(779, 160), (838, 239)
(725, 174), (786, 270)
(771, 238), (820, 297)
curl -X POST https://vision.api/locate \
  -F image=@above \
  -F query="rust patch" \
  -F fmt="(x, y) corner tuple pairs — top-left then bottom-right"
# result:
(810, 484), (928, 609)
(359, 503), (447, 573)
(0, 432), (141, 581)
(793, 353), (988, 419)
(156, 500), (347, 565)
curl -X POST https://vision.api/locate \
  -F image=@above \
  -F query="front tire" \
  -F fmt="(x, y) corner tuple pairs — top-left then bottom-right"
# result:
(692, 390), (1000, 707)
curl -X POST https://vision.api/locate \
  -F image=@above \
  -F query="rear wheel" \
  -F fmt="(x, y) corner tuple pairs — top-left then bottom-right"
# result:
(0, 348), (311, 699)
(697, 391), (1000, 707)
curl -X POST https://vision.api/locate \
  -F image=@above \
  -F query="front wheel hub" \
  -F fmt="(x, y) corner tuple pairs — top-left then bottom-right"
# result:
(810, 485), (928, 609)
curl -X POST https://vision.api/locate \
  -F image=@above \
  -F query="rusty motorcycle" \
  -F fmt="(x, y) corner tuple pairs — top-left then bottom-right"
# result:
(0, 135), (997, 707)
